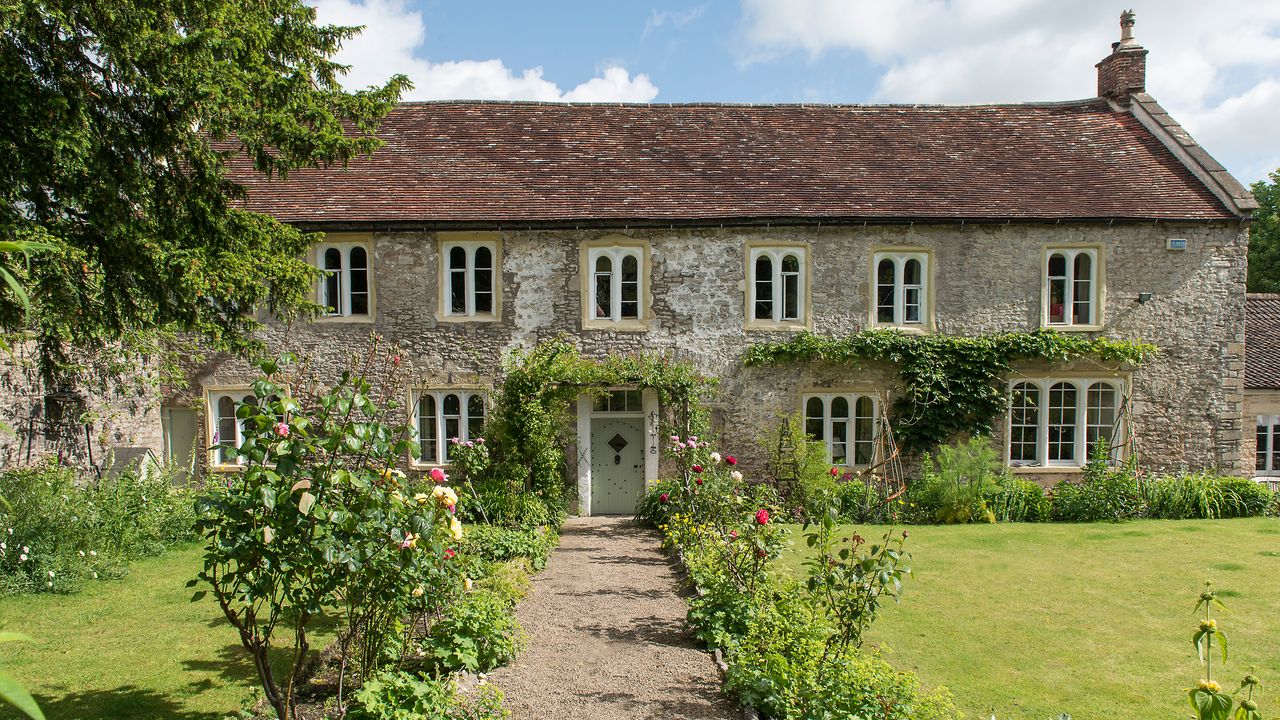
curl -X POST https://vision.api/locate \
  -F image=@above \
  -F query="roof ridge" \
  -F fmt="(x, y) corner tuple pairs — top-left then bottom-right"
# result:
(388, 98), (1111, 111)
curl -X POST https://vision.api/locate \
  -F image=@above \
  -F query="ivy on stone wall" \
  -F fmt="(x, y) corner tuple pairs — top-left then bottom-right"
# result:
(470, 338), (713, 524)
(742, 329), (1157, 455)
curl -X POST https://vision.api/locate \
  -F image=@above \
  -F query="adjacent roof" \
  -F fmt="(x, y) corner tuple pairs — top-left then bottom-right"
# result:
(1247, 294), (1280, 390)
(229, 99), (1240, 227)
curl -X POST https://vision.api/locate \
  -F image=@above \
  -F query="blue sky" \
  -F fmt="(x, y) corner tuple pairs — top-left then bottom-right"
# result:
(315, 0), (1280, 184)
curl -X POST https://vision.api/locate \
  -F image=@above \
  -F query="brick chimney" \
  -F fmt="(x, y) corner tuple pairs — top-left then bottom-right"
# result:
(1095, 10), (1148, 104)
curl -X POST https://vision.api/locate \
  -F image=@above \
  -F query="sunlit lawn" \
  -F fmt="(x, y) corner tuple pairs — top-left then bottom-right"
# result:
(778, 518), (1280, 720)
(0, 544), (334, 720)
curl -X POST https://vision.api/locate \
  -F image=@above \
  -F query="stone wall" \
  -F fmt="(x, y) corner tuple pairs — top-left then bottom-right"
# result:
(180, 220), (1249, 489)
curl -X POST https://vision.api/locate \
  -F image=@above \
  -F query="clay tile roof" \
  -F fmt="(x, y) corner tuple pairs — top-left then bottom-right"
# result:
(1247, 294), (1280, 390)
(228, 99), (1238, 226)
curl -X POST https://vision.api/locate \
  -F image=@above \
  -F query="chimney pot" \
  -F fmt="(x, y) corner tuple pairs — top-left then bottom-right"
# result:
(1096, 9), (1148, 104)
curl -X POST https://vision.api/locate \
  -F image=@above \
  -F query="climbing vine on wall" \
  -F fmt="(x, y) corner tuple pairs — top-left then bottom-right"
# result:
(461, 338), (713, 525)
(742, 329), (1157, 455)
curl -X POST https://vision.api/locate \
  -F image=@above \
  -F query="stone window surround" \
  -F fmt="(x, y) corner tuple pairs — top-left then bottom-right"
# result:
(313, 232), (377, 323)
(1005, 375), (1127, 471)
(579, 237), (652, 331)
(204, 386), (255, 471)
(437, 232), (503, 322)
(1041, 244), (1104, 331)
(869, 247), (935, 332)
(802, 390), (880, 468)
(410, 387), (487, 468)
(744, 241), (811, 331)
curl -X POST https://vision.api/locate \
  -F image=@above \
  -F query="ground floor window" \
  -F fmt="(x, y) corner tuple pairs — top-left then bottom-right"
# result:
(207, 390), (255, 467)
(803, 393), (877, 466)
(415, 390), (485, 465)
(1258, 415), (1280, 476)
(1007, 378), (1123, 467)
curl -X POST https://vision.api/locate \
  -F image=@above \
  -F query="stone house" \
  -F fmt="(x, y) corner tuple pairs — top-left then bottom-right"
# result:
(1, 15), (1261, 514)
(1247, 294), (1280, 483)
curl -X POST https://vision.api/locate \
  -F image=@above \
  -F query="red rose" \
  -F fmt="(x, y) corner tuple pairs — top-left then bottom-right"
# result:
(725, 455), (737, 466)
(755, 508), (770, 525)
(830, 467), (839, 477)
(444, 548), (456, 559)
(659, 493), (669, 504)
(755, 547), (767, 559)
(695, 477), (703, 485)
(692, 465), (703, 473)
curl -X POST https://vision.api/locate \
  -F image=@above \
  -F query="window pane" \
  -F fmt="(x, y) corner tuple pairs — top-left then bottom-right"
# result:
(443, 394), (461, 460)
(418, 395), (437, 464)
(876, 259), (895, 323)
(467, 394), (485, 439)
(609, 390), (625, 410)
(1010, 383), (1040, 464)
(1048, 254), (1067, 324)
(349, 247), (369, 315)
(903, 258), (921, 285)
(903, 258), (922, 324)
(830, 419), (848, 465)
(1048, 382), (1077, 463)
(830, 396), (850, 418)
(1273, 421), (1280, 472)
(754, 255), (773, 320)
(474, 247), (493, 313)
(804, 396), (824, 440)
(593, 394), (609, 413)
(1085, 382), (1117, 461)
(1256, 421), (1268, 472)
(620, 254), (639, 318)
(449, 247), (467, 314)
(854, 396), (875, 465)
(781, 254), (800, 321)
(1073, 253), (1092, 325)
(624, 390), (642, 411)
(594, 256), (612, 319)
(216, 396), (236, 464)
(323, 248), (342, 314)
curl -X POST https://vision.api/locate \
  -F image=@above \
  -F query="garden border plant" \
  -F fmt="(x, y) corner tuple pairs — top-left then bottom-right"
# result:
(742, 329), (1156, 454)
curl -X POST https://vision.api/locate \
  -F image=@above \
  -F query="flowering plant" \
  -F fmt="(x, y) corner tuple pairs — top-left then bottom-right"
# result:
(1185, 582), (1263, 720)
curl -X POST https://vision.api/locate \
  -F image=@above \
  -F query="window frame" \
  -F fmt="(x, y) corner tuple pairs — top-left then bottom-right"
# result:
(801, 391), (879, 468)
(746, 244), (810, 330)
(1042, 246), (1102, 331)
(314, 234), (376, 322)
(437, 233), (502, 322)
(411, 388), (488, 467)
(205, 388), (256, 470)
(1257, 414), (1280, 478)
(580, 239), (649, 330)
(1005, 377), (1125, 469)
(870, 250), (933, 330)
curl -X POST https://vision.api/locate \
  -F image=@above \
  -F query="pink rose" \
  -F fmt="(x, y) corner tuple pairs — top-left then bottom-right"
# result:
(429, 467), (448, 483)
(659, 493), (669, 504)
(755, 508), (770, 525)
(392, 355), (401, 367)
(274, 422), (290, 438)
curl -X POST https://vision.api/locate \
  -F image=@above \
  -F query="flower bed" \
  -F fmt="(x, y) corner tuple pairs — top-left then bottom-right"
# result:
(637, 436), (960, 720)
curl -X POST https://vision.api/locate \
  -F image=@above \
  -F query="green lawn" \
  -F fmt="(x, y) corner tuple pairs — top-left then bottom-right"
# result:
(778, 518), (1280, 720)
(0, 544), (329, 720)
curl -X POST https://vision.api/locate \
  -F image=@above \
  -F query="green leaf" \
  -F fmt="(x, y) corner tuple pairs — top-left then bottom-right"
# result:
(260, 486), (275, 511)
(0, 668), (45, 720)
(190, 590), (208, 603)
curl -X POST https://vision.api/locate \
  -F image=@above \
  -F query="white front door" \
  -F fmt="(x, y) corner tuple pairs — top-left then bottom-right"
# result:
(590, 417), (646, 514)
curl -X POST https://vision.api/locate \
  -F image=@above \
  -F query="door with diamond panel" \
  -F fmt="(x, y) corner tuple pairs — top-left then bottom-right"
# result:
(589, 417), (645, 514)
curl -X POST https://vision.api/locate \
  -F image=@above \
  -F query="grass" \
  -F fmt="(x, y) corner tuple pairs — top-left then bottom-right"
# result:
(778, 518), (1280, 720)
(0, 544), (334, 720)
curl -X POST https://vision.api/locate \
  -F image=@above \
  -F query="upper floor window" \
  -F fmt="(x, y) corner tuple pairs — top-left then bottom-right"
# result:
(1007, 378), (1122, 468)
(318, 241), (372, 318)
(440, 237), (498, 320)
(873, 252), (929, 327)
(1258, 415), (1280, 477)
(749, 247), (806, 326)
(1044, 248), (1098, 328)
(803, 393), (877, 466)
(415, 390), (486, 465)
(587, 246), (644, 323)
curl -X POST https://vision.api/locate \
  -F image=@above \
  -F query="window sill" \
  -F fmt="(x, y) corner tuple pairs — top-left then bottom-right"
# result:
(436, 313), (501, 324)
(745, 320), (810, 332)
(582, 319), (650, 332)
(869, 323), (933, 335)
(1009, 465), (1084, 473)
(314, 315), (377, 324)
(1040, 323), (1104, 333)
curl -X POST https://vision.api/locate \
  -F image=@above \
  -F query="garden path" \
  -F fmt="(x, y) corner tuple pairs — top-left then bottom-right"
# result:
(486, 515), (740, 720)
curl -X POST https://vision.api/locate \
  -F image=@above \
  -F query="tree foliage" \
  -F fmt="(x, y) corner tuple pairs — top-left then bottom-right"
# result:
(1248, 169), (1280, 293)
(0, 1), (410, 377)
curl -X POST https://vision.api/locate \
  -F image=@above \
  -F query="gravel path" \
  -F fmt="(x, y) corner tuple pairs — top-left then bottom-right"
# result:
(487, 516), (740, 720)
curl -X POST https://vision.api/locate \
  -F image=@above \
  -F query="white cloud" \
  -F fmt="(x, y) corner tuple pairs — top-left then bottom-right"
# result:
(313, 0), (659, 103)
(741, 0), (1280, 183)
(644, 5), (709, 36)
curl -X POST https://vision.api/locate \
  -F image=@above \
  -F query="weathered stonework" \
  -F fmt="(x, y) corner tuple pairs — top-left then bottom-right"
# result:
(174, 219), (1248, 494)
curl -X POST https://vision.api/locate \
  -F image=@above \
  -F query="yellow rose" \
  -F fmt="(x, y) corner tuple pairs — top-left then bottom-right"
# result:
(411, 585), (424, 598)
(464, 578), (473, 591)
(413, 492), (429, 504)
(450, 516), (464, 541)
(432, 485), (458, 508)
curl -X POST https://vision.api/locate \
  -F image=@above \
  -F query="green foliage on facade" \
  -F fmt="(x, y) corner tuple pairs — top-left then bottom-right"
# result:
(743, 329), (1157, 454)
(1248, 169), (1280, 293)
(0, 1), (409, 377)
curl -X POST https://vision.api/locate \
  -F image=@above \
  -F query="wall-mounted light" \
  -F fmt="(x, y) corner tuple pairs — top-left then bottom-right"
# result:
(648, 410), (658, 455)
(1137, 292), (1153, 304)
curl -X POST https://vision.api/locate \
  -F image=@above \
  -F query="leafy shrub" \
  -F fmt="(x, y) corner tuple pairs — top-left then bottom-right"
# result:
(1143, 473), (1272, 519)
(0, 460), (198, 596)
(904, 438), (1005, 524)
(767, 413), (841, 521)
(422, 590), (525, 674)
(458, 524), (557, 570)
(988, 477), (1051, 522)
(348, 670), (509, 720)
(1050, 449), (1142, 522)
